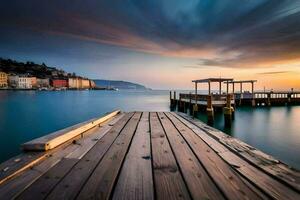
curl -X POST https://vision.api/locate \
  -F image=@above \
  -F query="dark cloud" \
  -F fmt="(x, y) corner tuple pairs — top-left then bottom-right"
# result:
(1, 0), (300, 68)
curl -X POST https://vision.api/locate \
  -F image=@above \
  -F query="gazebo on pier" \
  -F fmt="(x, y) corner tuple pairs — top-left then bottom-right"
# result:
(192, 78), (234, 95)
(225, 80), (257, 106)
(225, 80), (257, 97)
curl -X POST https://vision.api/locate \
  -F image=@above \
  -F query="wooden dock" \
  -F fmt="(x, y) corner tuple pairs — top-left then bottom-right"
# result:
(172, 91), (300, 110)
(0, 111), (300, 199)
(172, 77), (300, 110)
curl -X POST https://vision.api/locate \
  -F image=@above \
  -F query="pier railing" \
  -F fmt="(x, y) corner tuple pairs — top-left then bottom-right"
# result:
(234, 91), (300, 99)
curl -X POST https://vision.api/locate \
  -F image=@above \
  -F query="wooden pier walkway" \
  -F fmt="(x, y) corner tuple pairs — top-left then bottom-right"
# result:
(0, 111), (300, 199)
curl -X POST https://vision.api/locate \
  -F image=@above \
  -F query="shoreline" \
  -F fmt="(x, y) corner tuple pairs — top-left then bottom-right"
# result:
(0, 87), (117, 91)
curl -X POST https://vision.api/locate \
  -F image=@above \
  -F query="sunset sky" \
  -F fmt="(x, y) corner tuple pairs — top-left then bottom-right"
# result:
(0, 0), (300, 90)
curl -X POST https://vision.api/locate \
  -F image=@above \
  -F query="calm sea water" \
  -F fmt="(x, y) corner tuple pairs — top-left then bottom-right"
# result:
(0, 90), (300, 169)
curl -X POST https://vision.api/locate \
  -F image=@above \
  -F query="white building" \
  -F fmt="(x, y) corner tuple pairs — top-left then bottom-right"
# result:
(8, 75), (33, 89)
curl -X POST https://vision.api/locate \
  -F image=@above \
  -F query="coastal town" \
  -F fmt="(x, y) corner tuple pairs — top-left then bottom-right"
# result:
(0, 58), (96, 90)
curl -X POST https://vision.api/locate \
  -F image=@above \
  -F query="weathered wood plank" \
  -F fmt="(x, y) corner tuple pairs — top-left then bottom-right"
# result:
(158, 112), (224, 200)
(0, 111), (121, 186)
(0, 152), (45, 185)
(16, 158), (78, 200)
(76, 112), (142, 200)
(112, 112), (154, 200)
(22, 110), (121, 151)
(165, 112), (264, 200)
(173, 112), (300, 200)
(177, 112), (300, 192)
(0, 133), (85, 188)
(46, 112), (134, 200)
(0, 114), (126, 200)
(66, 113), (125, 159)
(149, 112), (191, 200)
(0, 142), (79, 200)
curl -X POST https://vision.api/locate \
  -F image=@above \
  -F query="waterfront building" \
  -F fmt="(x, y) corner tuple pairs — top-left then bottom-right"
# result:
(68, 77), (81, 89)
(0, 72), (8, 88)
(68, 77), (90, 89)
(51, 79), (68, 88)
(81, 79), (90, 89)
(8, 75), (33, 89)
(36, 78), (50, 88)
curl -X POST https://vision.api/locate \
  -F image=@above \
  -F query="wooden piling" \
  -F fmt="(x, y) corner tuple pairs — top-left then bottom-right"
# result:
(206, 95), (214, 125)
(224, 94), (233, 127)
(189, 92), (192, 110)
(170, 91), (174, 109)
(267, 93), (271, 106)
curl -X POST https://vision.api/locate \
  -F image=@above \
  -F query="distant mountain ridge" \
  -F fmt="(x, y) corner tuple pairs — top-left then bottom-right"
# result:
(94, 79), (148, 90)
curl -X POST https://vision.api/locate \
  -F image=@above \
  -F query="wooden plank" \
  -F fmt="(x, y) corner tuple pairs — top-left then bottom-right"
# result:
(0, 142), (79, 200)
(66, 113), (125, 159)
(165, 112), (264, 200)
(149, 112), (191, 200)
(22, 110), (121, 151)
(0, 152), (45, 185)
(158, 112), (224, 200)
(0, 111), (122, 186)
(0, 114), (126, 200)
(46, 112), (134, 200)
(15, 158), (78, 200)
(173, 112), (300, 200)
(112, 112), (154, 200)
(176, 112), (300, 192)
(76, 112), (142, 199)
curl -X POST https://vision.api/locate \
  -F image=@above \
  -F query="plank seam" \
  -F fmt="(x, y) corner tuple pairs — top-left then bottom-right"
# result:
(109, 112), (143, 200)
(72, 112), (137, 199)
(156, 112), (193, 200)
(148, 112), (157, 200)
(44, 112), (135, 199)
(164, 112), (230, 199)
(170, 112), (279, 198)
(175, 112), (300, 194)
(14, 115), (124, 199)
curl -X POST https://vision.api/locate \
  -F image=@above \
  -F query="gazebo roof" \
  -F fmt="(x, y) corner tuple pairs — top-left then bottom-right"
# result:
(192, 78), (233, 83)
(227, 80), (257, 84)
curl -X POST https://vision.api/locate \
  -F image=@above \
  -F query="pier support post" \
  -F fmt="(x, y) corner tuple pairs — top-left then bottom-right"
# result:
(288, 93), (292, 105)
(206, 95), (214, 125)
(174, 91), (177, 110)
(178, 94), (182, 111)
(239, 82), (243, 106)
(267, 93), (271, 106)
(193, 82), (198, 118)
(251, 99), (256, 107)
(173, 91), (176, 101)
(189, 92), (192, 115)
(224, 94), (234, 127)
(169, 91), (173, 108)
(251, 82), (255, 107)
(193, 104), (198, 118)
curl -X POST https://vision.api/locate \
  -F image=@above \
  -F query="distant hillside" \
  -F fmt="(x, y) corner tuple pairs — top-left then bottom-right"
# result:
(0, 57), (82, 79)
(94, 79), (148, 90)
